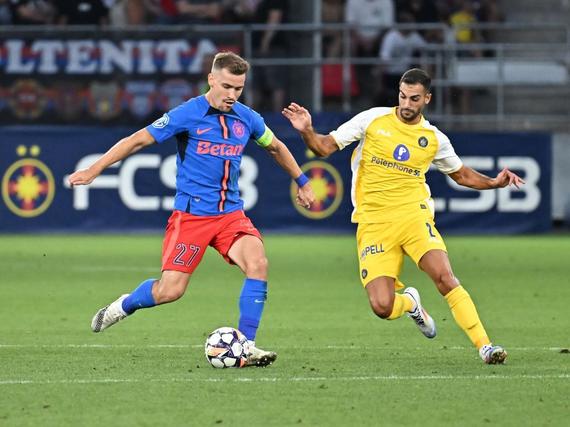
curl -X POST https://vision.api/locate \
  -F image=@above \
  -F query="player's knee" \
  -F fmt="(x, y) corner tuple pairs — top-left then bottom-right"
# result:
(435, 271), (459, 295)
(154, 277), (188, 303)
(245, 256), (268, 279)
(369, 298), (394, 319)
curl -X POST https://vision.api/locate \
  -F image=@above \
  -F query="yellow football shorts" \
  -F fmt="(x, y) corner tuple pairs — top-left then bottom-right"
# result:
(356, 213), (447, 287)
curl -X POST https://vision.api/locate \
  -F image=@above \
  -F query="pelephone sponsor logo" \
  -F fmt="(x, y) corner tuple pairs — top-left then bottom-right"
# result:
(393, 144), (411, 161)
(371, 156), (421, 177)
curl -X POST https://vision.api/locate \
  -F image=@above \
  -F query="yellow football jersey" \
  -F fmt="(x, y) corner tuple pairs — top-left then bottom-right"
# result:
(330, 107), (462, 223)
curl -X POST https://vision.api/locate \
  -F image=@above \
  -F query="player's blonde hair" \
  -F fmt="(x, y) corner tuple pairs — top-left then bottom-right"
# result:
(211, 52), (250, 75)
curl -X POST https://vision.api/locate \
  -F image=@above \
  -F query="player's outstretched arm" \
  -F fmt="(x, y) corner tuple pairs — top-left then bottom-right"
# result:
(448, 165), (525, 190)
(68, 128), (155, 186)
(282, 102), (338, 157)
(264, 136), (315, 208)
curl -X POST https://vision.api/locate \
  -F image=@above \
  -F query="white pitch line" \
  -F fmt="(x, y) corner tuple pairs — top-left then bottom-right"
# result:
(0, 374), (568, 386)
(0, 344), (567, 351)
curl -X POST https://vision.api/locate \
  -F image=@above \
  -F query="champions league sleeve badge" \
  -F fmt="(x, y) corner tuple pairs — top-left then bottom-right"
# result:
(8, 79), (48, 120)
(87, 81), (122, 120)
(124, 81), (157, 120)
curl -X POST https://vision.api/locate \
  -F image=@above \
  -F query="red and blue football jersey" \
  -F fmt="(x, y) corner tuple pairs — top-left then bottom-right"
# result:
(146, 95), (274, 216)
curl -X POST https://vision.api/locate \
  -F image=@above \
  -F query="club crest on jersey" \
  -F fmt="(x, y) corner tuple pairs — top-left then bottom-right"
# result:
(232, 120), (246, 138)
(393, 144), (410, 162)
(152, 113), (170, 129)
(418, 136), (429, 148)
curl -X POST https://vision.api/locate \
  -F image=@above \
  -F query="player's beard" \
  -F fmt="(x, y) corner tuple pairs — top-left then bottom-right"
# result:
(399, 107), (421, 123)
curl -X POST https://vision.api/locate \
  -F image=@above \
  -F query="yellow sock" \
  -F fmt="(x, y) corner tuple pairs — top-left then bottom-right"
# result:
(387, 292), (414, 320)
(445, 286), (491, 349)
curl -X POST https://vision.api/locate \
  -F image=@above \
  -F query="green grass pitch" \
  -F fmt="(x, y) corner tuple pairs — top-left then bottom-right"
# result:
(0, 234), (568, 426)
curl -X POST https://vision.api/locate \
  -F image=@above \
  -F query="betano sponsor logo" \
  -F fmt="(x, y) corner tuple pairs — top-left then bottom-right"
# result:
(197, 141), (244, 157)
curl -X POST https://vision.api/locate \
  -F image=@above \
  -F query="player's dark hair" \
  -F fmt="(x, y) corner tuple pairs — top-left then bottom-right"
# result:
(212, 51), (250, 75)
(400, 68), (431, 92)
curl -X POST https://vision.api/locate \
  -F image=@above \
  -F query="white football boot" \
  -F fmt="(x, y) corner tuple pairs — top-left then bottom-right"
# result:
(403, 287), (437, 338)
(91, 294), (129, 333)
(479, 344), (507, 364)
(243, 341), (277, 367)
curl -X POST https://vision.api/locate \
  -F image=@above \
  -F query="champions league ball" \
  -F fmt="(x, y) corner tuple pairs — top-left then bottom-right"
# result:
(205, 327), (248, 368)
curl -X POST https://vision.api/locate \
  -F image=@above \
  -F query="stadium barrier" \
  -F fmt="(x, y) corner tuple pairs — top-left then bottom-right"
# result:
(0, 115), (551, 233)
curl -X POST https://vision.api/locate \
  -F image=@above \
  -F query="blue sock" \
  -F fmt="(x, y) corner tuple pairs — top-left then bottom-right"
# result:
(238, 278), (267, 341)
(121, 279), (157, 315)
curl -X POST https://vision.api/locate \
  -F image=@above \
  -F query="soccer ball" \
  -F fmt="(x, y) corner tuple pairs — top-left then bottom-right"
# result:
(205, 327), (248, 368)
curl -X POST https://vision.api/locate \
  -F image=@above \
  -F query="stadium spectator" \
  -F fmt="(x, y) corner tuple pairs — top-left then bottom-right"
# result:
(283, 68), (524, 365)
(175, 0), (223, 24)
(397, 0), (447, 42)
(322, 0), (344, 58)
(54, 0), (109, 25)
(321, 0), (360, 101)
(375, 12), (426, 105)
(449, 0), (482, 114)
(105, 0), (146, 25)
(476, 0), (504, 51)
(68, 51), (315, 368)
(449, 0), (482, 55)
(8, 0), (55, 25)
(0, 0), (12, 24)
(251, 0), (290, 111)
(143, 0), (179, 23)
(345, 0), (395, 57)
(221, 0), (260, 23)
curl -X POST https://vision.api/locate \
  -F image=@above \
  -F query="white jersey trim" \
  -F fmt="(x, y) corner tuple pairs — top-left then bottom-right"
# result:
(423, 120), (463, 174)
(330, 107), (392, 150)
(350, 140), (365, 222)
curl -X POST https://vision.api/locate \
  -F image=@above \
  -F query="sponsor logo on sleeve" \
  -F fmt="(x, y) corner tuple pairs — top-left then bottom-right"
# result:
(152, 113), (170, 129)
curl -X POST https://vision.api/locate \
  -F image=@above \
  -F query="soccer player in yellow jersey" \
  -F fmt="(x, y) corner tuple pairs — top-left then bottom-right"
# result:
(282, 68), (525, 364)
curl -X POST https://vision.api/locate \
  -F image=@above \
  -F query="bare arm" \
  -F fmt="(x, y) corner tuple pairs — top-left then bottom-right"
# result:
(264, 136), (315, 208)
(282, 103), (339, 157)
(448, 165), (525, 190)
(68, 128), (155, 186)
(260, 9), (283, 53)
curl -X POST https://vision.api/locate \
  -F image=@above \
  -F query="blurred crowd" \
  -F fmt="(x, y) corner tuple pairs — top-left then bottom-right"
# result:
(0, 0), (280, 26)
(0, 0), (503, 113)
(322, 0), (503, 111)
